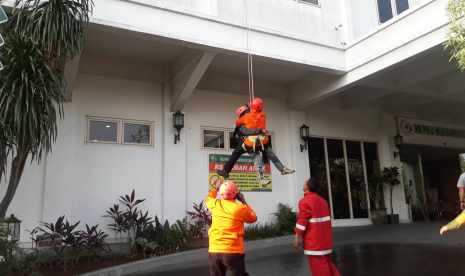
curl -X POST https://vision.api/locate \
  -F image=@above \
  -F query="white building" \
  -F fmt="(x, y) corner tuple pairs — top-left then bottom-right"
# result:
(2, 0), (465, 243)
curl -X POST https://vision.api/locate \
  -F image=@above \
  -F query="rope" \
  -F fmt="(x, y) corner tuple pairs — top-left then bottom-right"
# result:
(245, 0), (254, 105)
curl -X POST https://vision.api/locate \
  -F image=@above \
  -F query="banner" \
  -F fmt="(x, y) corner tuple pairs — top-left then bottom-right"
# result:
(208, 154), (272, 192)
(396, 117), (465, 148)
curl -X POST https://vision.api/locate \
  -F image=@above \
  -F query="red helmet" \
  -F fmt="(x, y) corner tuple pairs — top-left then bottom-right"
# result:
(236, 106), (248, 118)
(219, 181), (238, 200)
(251, 98), (263, 111)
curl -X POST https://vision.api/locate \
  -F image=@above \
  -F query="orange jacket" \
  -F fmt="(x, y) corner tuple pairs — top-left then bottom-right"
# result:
(235, 110), (268, 147)
(235, 110), (267, 130)
(206, 189), (257, 253)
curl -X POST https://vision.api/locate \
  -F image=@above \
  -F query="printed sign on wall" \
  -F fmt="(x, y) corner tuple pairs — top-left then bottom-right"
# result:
(397, 117), (465, 148)
(208, 154), (272, 192)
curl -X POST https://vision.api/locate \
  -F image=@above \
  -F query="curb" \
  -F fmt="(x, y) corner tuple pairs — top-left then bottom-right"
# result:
(80, 235), (294, 276)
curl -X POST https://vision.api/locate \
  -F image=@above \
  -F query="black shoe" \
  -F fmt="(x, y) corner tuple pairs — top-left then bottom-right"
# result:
(217, 170), (230, 179)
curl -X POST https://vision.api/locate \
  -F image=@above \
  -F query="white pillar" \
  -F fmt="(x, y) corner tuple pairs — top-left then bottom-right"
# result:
(379, 113), (409, 223)
(161, 67), (187, 224)
(287, 109), (311, 211)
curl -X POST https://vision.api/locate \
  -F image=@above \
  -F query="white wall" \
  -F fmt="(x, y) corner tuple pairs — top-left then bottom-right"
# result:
(218, 0), (343, 46)
(67, 73), (164, 230)
(306, 105), (382, 141)
(350, 0), (379, 40)
(0, 156), (46, 242)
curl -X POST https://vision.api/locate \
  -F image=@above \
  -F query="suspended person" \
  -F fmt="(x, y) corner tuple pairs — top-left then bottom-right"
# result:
(206, 181), (257, 276)
(293, 178), (340, 276)
(217, 99), (294, 185)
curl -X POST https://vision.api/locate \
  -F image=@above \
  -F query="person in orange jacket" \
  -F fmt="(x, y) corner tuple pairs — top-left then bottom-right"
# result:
(206, 181), (257, 276)
(233, 98), (294, 186)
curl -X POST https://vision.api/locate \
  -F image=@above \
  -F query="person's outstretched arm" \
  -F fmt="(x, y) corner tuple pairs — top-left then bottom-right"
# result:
(440, 210), (465, 234)
(206, 182), (222, 210)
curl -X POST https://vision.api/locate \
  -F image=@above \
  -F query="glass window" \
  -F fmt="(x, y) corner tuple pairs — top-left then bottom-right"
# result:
(346, 141), (368, 218)
(124, 123), (151, 145)
(88, 120), (118, 143)
(459, 153), (465, 173)
(363, 142), (382, 208)
(299, 0), (318, 5)
(309, 138), (331, 214)
(395, 0), (409, 15)
(377, 0), (393, 23)
(327, 139), (350, 219)
(203, 130), (225, 149)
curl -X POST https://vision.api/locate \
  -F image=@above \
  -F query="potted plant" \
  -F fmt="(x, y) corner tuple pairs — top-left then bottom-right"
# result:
(383, 166), (402, 224)
(367, 172), (388, 225)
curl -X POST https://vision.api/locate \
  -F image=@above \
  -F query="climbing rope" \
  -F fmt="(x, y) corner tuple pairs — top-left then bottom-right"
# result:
(245, 0), (255, 104)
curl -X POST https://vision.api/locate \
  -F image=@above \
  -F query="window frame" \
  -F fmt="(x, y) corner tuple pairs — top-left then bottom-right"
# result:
(121, 119), (154, 147)
(309, 135), (382, 220)
(202, 126), (277, 153)
(375, 0), (395, 25)
(85, 116), (121, 145)
(85, 116), (154, 147)
(201, 126), (228, 151)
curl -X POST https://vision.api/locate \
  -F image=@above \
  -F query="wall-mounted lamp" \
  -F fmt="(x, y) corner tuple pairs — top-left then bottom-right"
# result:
(173, 110), (184, 144)
(299, 124), (310, 152)
(393, 134), (403, 158)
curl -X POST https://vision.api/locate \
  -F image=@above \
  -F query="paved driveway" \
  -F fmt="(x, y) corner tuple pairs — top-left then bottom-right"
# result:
(136, 222), (465, 276)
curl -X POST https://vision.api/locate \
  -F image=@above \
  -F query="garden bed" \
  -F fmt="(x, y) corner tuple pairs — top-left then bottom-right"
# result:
(12, 254), (146, 276)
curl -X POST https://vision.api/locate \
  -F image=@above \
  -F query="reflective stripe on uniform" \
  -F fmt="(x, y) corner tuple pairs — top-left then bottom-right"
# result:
(296, 223), (306, 230)
(309, 216), (331, 223)
(304, 249), (332, 255)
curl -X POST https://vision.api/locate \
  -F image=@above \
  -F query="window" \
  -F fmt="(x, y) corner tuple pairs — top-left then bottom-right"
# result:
(88, 119), (119, 144)
(86, 116), (154, 147)
(308, 136), (380, 220)
(123, 122), (151, 145)
(376, 0), (393, 24)
(395, 0), (409, 15)
(297, 0), (319, 6)
(203, 126), (276, 152)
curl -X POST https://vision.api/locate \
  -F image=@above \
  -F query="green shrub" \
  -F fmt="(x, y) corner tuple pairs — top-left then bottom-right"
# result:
(244, 222), (278, 241)
(271, 203), (297, 236)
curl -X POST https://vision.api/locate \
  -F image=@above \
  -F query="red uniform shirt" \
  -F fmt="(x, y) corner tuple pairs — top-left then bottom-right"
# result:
(294, 192), (333, 255)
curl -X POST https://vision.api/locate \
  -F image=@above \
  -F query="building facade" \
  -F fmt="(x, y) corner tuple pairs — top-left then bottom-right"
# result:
(2, 0), (464, 243)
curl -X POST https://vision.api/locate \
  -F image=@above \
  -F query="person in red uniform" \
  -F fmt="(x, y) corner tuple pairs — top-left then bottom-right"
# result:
(293, 178), (340, 276)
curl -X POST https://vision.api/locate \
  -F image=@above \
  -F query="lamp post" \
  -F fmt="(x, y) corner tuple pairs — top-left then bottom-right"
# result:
(393, 134), (403, 159)
(5, 214), (21, 261)
(299, 124), (310, 152)
(173, 110), (185, 144)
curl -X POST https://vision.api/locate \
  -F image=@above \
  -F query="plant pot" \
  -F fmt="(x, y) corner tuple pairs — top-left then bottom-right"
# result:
(387, 214), (399, 224)
(369, 208), (387, 225)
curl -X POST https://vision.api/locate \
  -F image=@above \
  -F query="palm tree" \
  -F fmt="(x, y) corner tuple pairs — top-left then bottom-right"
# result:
(0, 0), (93, 217)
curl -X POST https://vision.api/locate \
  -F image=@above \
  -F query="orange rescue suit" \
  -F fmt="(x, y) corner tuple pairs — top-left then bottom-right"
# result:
(234, 110), (268, 148)
(206, 189), (258, 253)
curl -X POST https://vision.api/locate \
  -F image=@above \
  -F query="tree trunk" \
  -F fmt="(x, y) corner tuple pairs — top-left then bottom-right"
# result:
(0, 148), (30, 218)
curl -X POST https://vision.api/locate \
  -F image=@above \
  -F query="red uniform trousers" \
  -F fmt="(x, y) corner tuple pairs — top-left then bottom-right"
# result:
(307, 254), (340, 276)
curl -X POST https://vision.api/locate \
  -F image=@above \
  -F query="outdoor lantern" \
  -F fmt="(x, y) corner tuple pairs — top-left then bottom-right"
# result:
(5, 214), (21, 242)
(173, 110), (185, 144)
(393, 134), (403, 158)
(299, 124), (310, 152)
